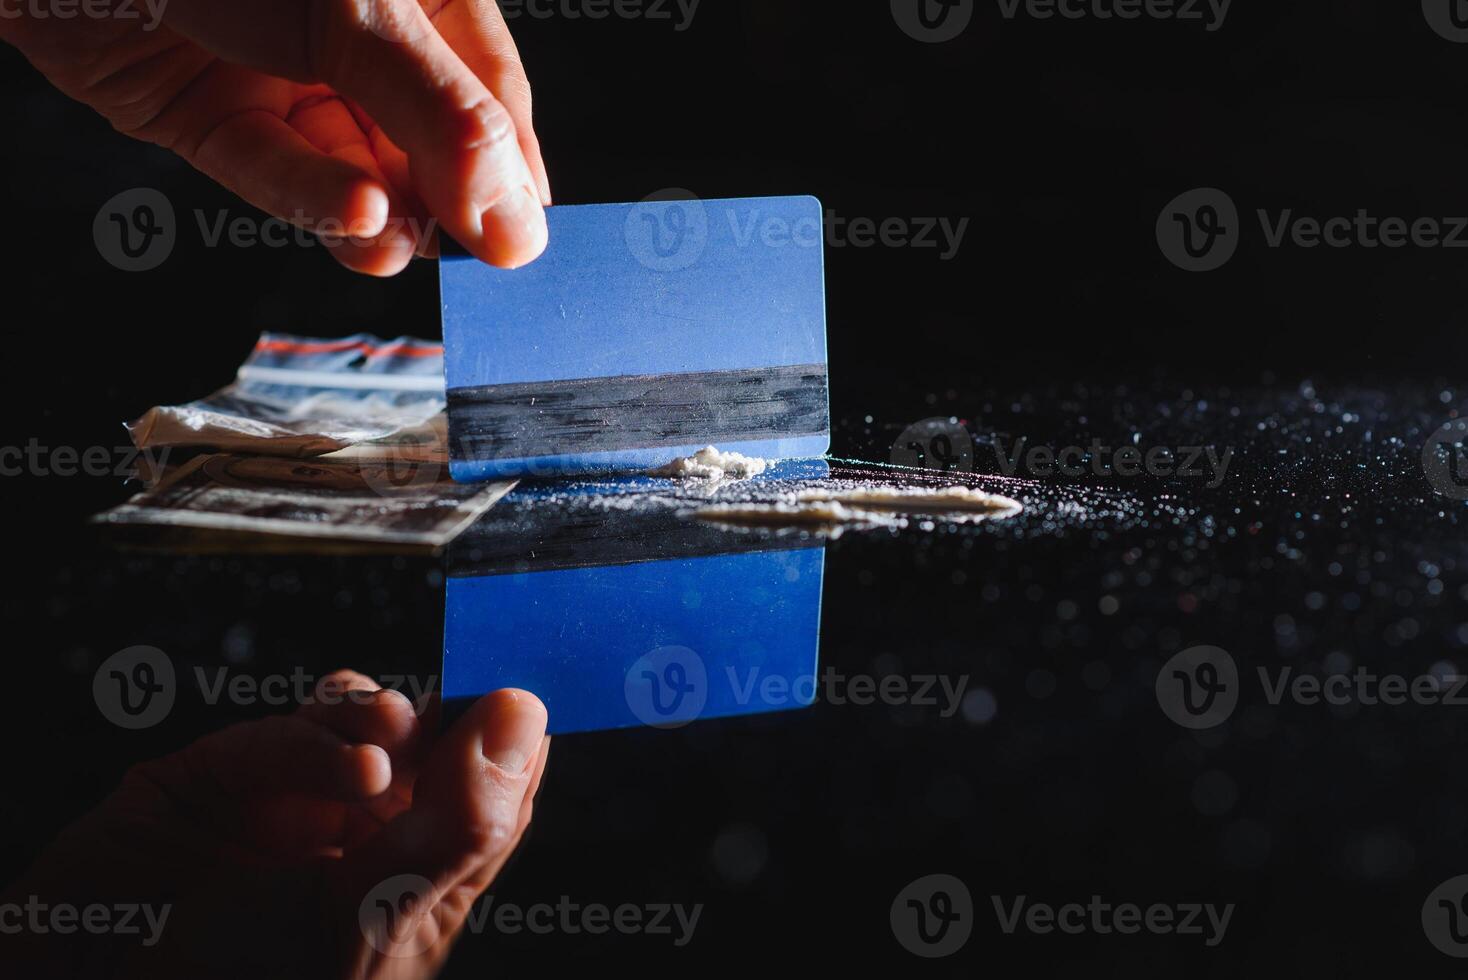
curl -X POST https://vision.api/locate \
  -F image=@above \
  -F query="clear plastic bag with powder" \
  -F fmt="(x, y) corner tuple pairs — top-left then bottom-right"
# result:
(126, 332), (447, 458)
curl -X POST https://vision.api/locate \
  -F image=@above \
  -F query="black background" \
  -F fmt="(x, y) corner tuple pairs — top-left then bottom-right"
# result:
(7, 0), (1468, 975)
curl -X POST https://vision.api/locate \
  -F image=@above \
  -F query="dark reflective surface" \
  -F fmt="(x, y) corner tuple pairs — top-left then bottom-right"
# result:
(11, 380), (1468, 973)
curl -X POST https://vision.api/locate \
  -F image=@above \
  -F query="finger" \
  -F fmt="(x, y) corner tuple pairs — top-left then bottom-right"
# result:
(459, 734), (551, 894)
(333, 690), (548, 911)
(433, 0), (552, 204)
(308, 0), (548, 268)
(162, 0), (546, 266)
(235, 672), (426, 856)
(186, 103), (398, 250)
(187, 714), (393, 803)
(285, 94), (421, 275)
(299, 669), (422, 765)
(162, 0), (551, 265)
(349, 105), (441, 259)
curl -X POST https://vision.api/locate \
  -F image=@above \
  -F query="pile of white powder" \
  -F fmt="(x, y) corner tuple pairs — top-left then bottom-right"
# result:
(646, 446), (768, 481)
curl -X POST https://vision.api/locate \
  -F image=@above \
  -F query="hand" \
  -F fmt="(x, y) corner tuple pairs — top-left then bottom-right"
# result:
(1, 671), (551, 979)
(0, 0), (552, 275)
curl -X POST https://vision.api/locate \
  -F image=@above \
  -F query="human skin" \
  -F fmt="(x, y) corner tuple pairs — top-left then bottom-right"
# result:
(0, 0), (552, 276)
(0, 670), (552, 978)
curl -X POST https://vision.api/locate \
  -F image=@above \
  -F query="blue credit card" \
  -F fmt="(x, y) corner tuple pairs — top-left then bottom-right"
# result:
(441, 464), (828, 734)
(443, 549), (825, 734)
(440, 196), (830, 480)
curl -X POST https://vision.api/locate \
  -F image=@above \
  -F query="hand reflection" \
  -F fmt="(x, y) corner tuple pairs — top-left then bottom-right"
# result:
(5, 671), (550, 979)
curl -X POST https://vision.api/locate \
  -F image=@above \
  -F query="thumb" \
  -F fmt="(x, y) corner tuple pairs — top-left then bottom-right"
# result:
(335, 690), (549, 960)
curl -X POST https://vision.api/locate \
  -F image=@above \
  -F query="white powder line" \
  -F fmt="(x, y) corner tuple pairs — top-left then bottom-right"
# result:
(692, 485), (1022, 533)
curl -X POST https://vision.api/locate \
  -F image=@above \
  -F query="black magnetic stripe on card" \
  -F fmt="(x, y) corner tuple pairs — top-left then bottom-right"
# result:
(447, 363), (829, 460)
(447, 501), (821, 577)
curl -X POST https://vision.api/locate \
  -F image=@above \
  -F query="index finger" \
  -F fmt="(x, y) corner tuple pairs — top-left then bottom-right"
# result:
(163, 0), (549, 268)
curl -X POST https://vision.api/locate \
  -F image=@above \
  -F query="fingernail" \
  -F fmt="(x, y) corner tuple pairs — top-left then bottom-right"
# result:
(481, 186), (548, 269)
(481, 690), (548, 773)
